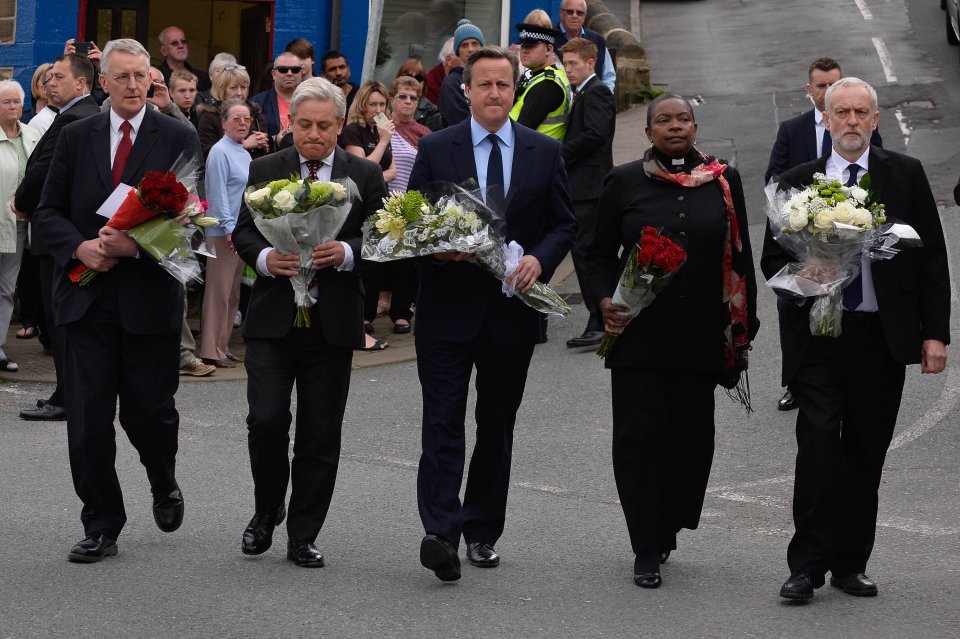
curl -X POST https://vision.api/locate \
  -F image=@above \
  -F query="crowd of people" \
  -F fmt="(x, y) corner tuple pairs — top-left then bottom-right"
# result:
(2, 0), (955, 604)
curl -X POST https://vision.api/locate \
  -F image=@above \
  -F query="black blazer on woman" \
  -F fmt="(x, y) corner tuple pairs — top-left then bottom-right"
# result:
(584, 153), (759, 371)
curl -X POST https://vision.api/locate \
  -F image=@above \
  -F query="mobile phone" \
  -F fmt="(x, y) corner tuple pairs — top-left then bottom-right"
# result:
(75, 41), (93, 57)
(373, 112), (389, 129)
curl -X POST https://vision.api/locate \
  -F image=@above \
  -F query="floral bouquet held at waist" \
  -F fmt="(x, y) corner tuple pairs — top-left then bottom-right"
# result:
(764, 173), (896, 337)
(243, 176), (354, 327)
(69, 153), (219, 286)
(597, 226), (686, 358)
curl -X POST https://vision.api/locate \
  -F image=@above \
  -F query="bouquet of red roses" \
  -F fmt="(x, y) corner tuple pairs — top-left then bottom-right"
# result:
(597, 226), (687, 358)
(69, 154), (218, 286)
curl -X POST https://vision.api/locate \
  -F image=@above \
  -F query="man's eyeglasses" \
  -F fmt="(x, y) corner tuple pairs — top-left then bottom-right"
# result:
(401, 72), (425, 82)
(167, 38), (188, 47)
(562, 9), (586, 16)
(275, 66), (303, 74)
(110, 72), (150, 85)
(394, 93), (418, 102)
(227, 116), (253, 124)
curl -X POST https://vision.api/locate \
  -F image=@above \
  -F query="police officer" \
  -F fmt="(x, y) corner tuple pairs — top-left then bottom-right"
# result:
(510, 23), (570, 140)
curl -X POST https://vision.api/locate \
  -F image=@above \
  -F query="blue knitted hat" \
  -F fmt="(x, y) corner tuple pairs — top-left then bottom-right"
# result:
(454, 19), (485, 56)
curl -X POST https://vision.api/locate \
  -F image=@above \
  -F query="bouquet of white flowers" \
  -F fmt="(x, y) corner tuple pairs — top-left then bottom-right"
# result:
(244, 176), (354, 326)
(765, 172), (898, 336)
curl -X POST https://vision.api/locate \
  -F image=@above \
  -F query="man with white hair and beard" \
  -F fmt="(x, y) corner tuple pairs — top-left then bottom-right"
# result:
(761, 77), (950, 602)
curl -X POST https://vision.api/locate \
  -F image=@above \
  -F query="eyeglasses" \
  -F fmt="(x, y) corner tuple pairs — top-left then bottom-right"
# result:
(110, 72), (150, 85)
(43, 73), (69, 85)
(394, 94), (418, 102)
(167, 38), (188, 46)
(227, 116), (253, 124)
(275, 66), (303, 74)
(562, 9), (586, 16)
(401, 72), (425, 82)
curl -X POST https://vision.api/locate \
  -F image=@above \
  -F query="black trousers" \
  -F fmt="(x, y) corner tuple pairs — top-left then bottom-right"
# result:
(361, 260), (416, 323)
(415, 333), (535, 549)
(611, 367), (717, 554)
(787, 313), (905, 578)
(63, 284), (180, 539)
(245, 328), (353, 543)
(39, 255), (65, 406)
(571, 199), (601, 331)
(15, 248), (48, 346)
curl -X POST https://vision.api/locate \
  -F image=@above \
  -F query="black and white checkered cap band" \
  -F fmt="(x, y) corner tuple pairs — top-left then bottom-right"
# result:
(519, 30), (554, 44)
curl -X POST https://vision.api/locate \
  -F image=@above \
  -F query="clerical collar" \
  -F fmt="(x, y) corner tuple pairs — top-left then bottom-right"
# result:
(652, 147), (699, 173)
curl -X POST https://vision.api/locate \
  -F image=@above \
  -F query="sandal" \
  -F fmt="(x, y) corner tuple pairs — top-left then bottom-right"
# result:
(358, 338), (388, 352)
(16, 326), (38, 340)
(0, 358), (19, 372)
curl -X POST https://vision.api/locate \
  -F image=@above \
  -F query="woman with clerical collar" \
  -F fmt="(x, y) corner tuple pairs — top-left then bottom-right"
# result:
(583, 93), (760, 589)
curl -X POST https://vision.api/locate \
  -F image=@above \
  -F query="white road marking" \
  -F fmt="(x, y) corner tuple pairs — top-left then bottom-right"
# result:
(872, 37), (898, 83)
(894, 108), (912, 147)
(879, 516), (960, 536)
(854, 0), (874, 20)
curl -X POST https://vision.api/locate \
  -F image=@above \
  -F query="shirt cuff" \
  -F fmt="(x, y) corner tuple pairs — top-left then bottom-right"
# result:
(337, 241), (354, 272)
(256, 247), (275, 277)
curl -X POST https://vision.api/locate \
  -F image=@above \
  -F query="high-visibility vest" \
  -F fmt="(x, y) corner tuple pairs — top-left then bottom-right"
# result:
(509, 65), (570, 140)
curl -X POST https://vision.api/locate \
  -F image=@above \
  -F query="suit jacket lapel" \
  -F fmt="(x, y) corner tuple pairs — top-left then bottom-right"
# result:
(503, 121), (532, 216)
(121, 107), (160, 186)
(451, 120), (477, 190)
(90, 112), (114, 191)
(867, 146), (891, 198)
(804, 109), (818, 162)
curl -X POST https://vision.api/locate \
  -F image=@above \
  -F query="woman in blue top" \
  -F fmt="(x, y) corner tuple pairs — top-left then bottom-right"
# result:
(198, 99), (253, 368)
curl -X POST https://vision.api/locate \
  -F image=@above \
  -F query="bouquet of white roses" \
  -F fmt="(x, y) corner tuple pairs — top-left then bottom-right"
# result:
(244, 176), (354, 327)
(361, 189), (496, 260)
(764, 172), (887, 337)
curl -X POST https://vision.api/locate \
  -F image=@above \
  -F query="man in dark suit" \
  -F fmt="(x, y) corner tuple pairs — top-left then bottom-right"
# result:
(762, 78), (950, 601)
(13, 53), (100, 422)
(765, 57), (882, 411)
(249, 52), (305, 143)
(408, 46), (577, 581)
(33, 39), (201, 562)
(559, 37), (615, 348)
(232, 77), (387, 568)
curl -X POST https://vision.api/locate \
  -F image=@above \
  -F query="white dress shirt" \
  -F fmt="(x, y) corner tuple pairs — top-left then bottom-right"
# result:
(109, 106), (146, 166)
(255, 149), (355, 276)
(814, 108), (827, 158)
(825, 148), (877, 312)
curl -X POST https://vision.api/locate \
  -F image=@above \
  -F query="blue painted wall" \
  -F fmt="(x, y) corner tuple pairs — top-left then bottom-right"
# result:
(272, 0), (331, 63)
(2, 0), (77, 108)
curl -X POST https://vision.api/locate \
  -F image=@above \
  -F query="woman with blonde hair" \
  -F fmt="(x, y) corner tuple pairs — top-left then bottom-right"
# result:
(196, 64), (272, 159)
(24, 63), (56, 134)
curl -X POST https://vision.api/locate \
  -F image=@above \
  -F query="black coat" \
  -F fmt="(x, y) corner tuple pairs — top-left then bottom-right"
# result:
(232, 146), (387, 346)
(562, 75), (615, 202)
(760, 147), (951, 385)
(584, 154), (759, 371)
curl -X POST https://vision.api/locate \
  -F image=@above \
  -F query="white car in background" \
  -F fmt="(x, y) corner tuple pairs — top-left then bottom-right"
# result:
(946, 0), (960, 51)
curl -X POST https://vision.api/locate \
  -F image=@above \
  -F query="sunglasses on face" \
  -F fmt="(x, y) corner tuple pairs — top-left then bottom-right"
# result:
(401, 72), (425, 82)
(394, 94), (418, 102)
(167, 38), (188, 46)
(562, 9), (586, 16)
(275, 66), (303, 74)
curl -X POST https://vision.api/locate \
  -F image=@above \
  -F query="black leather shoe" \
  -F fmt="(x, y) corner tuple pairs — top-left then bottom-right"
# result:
(634, 572), (662, 588)
(634, 552), (662, 588)
(420, 534), (461, 581)
(778, 390), (798, 411)
(287, 540), (325, 567)
(566, 330), (605, 348)
(241, 504), (286, 555)
(466, 542), (500, 567)
(780, 573), (815, 600)
(659, 550), (671, 564)
(20, 403), (67, 421)
(830, 572), (878, 596)
(153, 489), (184, 532)
(68, 534), (117, 563)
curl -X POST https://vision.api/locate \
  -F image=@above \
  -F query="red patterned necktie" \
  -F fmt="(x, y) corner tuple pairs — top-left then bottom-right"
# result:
(306, 160), (322, 180)
(112, 120), (132, 188)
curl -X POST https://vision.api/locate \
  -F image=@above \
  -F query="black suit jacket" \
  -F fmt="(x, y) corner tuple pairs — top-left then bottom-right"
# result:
(765, 108), (883, 183)
(408, 119), (577, 345)
(15, 95), (101, 255)
(562, 76), (615, 202)
(33, 107), (201, 333)
(249, 88), (282, 137)
(760, 148), (951, 385)
(233, 146), (387, 347)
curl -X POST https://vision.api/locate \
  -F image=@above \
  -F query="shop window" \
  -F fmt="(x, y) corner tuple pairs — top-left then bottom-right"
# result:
(0, 0), (16, 44)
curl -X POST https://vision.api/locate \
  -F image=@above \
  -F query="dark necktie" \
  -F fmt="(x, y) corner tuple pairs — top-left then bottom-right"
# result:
(111, 120), (132, 188)
(306, 160), (322, 180)
(842, 163), (864, 311)
(820, 128), (832, 156)
(486, 133), (504, 210)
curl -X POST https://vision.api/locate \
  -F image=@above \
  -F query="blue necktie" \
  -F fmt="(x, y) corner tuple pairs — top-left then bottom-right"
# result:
(486, 133), (505, 211)
(820, 129), (832, 156)
(842, 163), (863, 311)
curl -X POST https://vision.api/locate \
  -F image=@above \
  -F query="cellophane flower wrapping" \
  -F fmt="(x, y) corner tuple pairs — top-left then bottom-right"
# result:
(764, 173), (894, 337)
(243, 177), (355, 327)
(596, 226), (686, 358)
(68, 152), (219, 287)
(361, 189), (496, 260)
